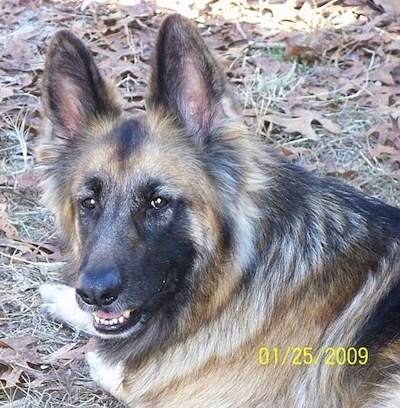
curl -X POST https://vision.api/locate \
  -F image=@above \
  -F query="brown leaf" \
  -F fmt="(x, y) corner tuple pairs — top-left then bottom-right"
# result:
(371, 144), (400, 163)
(0, 238), (64, 264)
(0, 362), (8, 377)
(1, 336), (37, 350)
(367, 123), (400, 149)
(284, 39), (318, 64)
(292, 108), (342, 135)
(0, 169), (39, 189)
(265, 109), (341, 141)
(47, 339), (96, 362)
(0, 204), (19, 239)
(278, 145), (314, 160)
(390, 111), (400, 135)
(0, 340), (11, 349)
(0, 87), (13, 101)
(368, 56), (400, 86)
(266, 114), (320, 140)
(1, 366), (23, 388)
(253, 56), (282, 75)
(320, 154), (358, 179)
(15, 169), (39, 189)
(328, 169), (358, 180)
(372, 0), (400, 15)
(0, 336), (39, 388)
(369, 67), (396, 86)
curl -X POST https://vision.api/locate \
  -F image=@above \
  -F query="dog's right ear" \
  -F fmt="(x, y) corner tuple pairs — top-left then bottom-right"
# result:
(42, 30), (120, 141)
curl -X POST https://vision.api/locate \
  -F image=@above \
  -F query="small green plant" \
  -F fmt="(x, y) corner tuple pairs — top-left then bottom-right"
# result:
(267, 47), (285, 62)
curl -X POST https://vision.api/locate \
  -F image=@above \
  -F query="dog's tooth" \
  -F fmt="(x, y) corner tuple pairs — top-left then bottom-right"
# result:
(94, 312), (131, 326)
(122, 310), (131, 319)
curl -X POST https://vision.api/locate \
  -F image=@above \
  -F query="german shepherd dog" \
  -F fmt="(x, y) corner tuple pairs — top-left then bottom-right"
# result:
(38, 13), (400, 407)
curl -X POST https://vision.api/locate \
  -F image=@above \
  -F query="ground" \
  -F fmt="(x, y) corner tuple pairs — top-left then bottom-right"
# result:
(1, 0), (400, 406)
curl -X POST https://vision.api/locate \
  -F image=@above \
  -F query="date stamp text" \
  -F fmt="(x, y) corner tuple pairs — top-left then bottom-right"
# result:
(258, 346), (368, 366)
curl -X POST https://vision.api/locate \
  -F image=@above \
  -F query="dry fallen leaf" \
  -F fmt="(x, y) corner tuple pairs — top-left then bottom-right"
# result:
(0, 203), (19, 239)
(266, 114), (319, 140)
(47, 340), (95, 362)
(371, 0), (400, 15)
(265, 109), (341, 141)
(284, 39), (318, 64)
(278, 145), (314, 160)
(371, 144), (400, 163)
(0, 336), (91, 389)
(389, 111), (400, 135)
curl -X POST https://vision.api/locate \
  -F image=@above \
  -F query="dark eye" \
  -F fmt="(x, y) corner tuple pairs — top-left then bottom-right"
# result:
(81, 197), (96, 210)
(150, 196), (168, 210)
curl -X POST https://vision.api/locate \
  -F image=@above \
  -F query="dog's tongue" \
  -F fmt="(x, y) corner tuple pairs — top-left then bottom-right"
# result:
(95, 310), (122, 319)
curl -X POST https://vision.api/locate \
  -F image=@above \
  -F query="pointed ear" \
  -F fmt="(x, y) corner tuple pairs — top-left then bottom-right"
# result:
(42, 30), (120, 141)
(147, 14), (237, 144)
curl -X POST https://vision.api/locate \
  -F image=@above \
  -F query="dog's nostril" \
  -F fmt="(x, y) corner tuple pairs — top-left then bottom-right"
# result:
(100, 292), (118, 306)
(76, 288), (94, 305)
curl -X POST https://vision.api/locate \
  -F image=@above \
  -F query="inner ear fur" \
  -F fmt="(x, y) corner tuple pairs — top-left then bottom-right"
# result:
(147, 14), (238, 144)
(42, 30), (120, 141)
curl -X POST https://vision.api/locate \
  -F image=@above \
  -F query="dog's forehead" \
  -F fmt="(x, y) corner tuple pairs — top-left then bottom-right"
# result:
(110, 118), (148, 162)
(73, 116), (199, 192)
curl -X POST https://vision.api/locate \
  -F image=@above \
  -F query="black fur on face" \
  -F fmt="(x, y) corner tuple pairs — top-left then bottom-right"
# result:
(73, 156), (197, 340)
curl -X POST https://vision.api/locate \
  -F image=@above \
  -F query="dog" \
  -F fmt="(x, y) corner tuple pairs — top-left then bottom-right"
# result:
(38, 13), (400, 407)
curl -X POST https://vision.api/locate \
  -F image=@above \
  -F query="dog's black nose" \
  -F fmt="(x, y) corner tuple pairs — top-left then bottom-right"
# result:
(76, 267), (122, 307)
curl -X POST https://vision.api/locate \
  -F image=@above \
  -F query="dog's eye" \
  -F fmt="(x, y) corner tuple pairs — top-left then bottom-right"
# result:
(81, 197), (96, 210)
(150, 197), (168, 210)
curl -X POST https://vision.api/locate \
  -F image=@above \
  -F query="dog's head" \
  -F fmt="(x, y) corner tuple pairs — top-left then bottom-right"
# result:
(38, 15), (258, 342)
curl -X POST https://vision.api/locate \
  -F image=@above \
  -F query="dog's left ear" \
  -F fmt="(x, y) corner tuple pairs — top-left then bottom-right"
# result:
(147, 14), (238, 145)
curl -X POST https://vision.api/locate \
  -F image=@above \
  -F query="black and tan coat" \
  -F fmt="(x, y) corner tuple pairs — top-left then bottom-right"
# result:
(38, 14), (400, 408)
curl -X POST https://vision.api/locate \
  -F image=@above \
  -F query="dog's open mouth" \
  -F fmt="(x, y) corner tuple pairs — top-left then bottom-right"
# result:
(92, 309), (142, 334)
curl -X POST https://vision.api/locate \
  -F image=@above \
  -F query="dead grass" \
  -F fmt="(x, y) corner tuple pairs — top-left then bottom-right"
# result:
(1, 1), (399, 406)
(238, 44), (400, 206)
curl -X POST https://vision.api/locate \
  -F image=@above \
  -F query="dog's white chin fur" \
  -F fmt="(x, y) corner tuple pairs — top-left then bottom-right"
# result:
(40, 283), (94, 334)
